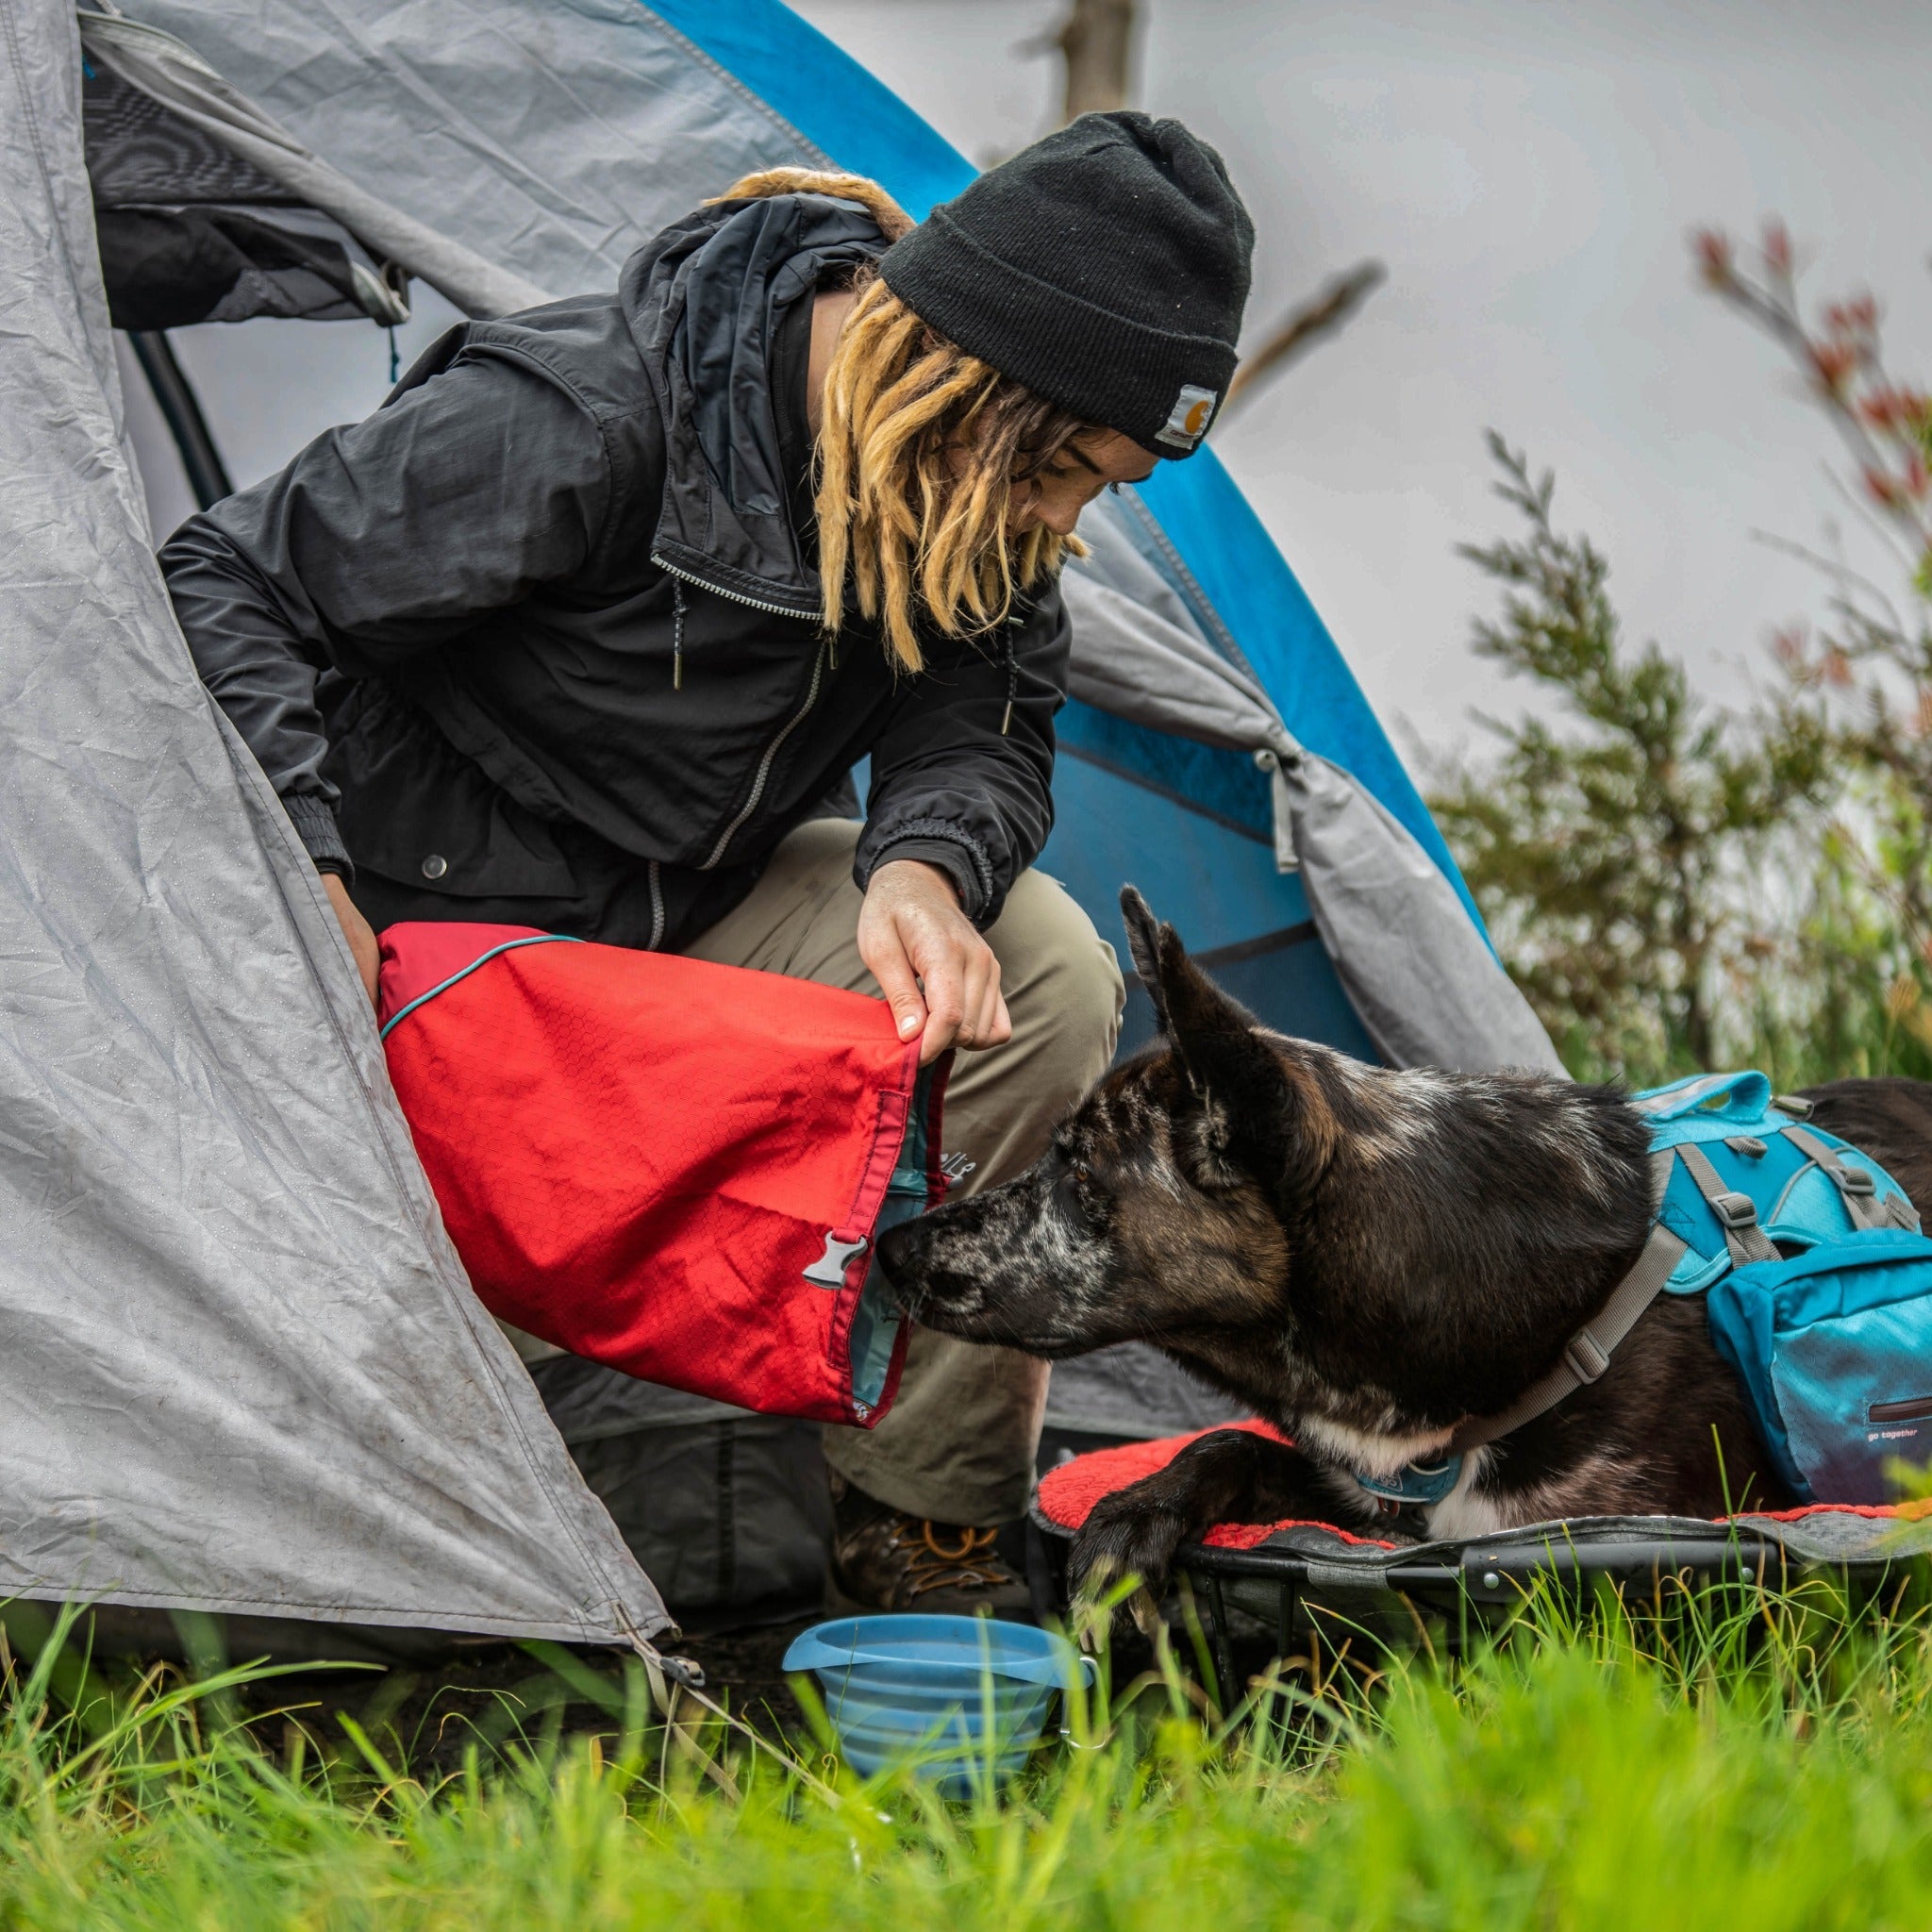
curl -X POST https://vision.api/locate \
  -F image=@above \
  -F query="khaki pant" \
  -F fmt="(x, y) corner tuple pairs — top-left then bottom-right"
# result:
(684, 819), (1124, 1524)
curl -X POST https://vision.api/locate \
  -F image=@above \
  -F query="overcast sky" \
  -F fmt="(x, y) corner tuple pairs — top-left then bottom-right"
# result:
(133, 0), (1932, 758)
(792, 0), (1932, 758)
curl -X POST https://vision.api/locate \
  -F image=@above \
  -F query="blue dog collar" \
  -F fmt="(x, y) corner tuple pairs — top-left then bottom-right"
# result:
(1354, 1454), (1464, 1507)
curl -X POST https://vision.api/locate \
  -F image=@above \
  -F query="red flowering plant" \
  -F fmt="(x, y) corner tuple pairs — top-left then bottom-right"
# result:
(1696, 223), (1932, 589)
(1429, 230), (1932, 1086)
(1696, 222), (1932, 1073)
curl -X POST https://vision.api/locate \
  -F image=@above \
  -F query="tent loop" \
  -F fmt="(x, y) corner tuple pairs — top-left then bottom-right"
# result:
(625, 1624), (850, 1809)
(1251, 739), (1305, 873)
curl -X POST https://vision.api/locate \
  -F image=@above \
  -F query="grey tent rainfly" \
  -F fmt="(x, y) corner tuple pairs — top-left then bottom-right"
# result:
(2, 0), (1559, 1636)
(2, 0), (665, 1647)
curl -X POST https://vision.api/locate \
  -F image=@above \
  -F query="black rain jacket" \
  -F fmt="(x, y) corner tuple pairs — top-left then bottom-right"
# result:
(159, 192), (1069, 949)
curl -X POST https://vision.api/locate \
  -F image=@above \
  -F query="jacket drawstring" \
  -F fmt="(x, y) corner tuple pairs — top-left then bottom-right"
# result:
(673, 579), (686, 691)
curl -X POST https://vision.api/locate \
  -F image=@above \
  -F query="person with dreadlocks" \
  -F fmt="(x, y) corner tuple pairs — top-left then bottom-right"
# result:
(162, 112), (1254, 1616)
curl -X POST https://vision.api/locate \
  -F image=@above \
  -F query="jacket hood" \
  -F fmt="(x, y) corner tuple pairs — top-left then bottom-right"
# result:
(622, 192), (887, 619)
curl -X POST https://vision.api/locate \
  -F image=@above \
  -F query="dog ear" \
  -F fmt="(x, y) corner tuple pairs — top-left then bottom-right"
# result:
(1119, 888), (1317, 1202)
(1120, 886), (1259, 1088)
(1118, 887), (1173, 1034)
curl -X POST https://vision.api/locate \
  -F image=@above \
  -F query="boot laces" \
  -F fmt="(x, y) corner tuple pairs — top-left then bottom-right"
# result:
(897, 1520), (1016, 1597)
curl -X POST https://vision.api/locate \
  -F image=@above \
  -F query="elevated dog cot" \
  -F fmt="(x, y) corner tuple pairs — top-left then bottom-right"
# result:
(1032, 1425), (1932, 1681)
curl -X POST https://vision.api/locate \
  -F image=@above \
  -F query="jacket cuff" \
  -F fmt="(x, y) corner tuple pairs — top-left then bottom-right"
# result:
(862, 833), (991, 925)
(282, 792), (355, 886)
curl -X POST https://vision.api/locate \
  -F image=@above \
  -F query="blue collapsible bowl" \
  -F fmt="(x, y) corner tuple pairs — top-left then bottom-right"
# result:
(782, 1614), (1092, 1792)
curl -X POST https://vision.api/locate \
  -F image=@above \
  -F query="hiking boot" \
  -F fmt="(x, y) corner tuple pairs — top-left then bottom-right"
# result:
(828, 1476), (1033, 1618)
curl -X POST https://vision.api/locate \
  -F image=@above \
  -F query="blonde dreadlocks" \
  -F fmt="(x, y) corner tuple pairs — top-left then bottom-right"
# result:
(712, 169), (1091, 673)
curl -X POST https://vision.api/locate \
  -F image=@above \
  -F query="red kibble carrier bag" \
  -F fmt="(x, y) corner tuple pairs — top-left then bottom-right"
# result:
(377, 924), (944, 1426)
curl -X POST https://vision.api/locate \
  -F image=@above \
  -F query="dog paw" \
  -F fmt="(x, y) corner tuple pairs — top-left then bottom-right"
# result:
(1069, 1495), (1187, 1634)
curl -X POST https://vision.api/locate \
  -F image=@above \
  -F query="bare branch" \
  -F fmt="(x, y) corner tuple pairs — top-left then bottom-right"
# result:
(1053, 0), (1136, 124)
(1748, 528), (1907, 630)
(1216, 260), (1387, 423)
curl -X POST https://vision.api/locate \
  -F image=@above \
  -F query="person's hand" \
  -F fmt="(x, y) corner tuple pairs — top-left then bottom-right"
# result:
(323, 872), (381, 1008)
(858, 858), (1011, 1065)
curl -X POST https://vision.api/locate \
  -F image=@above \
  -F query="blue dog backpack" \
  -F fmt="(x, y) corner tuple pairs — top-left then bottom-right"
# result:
(1635, 1072), (1932, 1505)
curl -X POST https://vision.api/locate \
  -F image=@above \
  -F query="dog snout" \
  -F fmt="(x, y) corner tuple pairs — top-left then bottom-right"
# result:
(874, 1202), (991, 1320)
(874, 1218), (921, 1293)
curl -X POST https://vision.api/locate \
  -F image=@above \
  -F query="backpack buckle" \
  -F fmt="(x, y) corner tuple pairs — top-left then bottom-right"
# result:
(1563, 1330), (1612, 1384)
(1708, 1190), (1761, 1231)
(1838, 1166), (1876, 1197)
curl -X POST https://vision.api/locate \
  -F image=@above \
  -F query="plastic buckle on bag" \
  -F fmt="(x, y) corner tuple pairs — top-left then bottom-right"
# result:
(803, 1231), (868, 1288)
(1709, 1191), (1761, 1230)
(1838, 1166), (1876, 1197)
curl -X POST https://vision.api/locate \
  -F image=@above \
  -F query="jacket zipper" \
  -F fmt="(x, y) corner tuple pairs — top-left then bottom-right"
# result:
(647, 860), (665, 951)
(650, 552), (817, 624)
(650, 554), (832, 874)
(702, 640), (827, 870)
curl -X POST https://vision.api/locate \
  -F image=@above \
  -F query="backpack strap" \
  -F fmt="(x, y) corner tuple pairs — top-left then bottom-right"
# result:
(1674, 1141), (1779, 1264)
(1451, 1151), (1685, 1454)
(1780, 1124), (1921, 1233)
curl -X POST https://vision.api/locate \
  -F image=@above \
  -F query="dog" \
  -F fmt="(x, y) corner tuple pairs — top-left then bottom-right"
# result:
(876, 888), (1932, 1608)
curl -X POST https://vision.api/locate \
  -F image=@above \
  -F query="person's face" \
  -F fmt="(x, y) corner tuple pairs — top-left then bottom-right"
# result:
(1008, 430), (1159, 537)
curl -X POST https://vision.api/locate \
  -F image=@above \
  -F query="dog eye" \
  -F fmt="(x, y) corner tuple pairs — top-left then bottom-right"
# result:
(1056, 1159), (1108, 1238)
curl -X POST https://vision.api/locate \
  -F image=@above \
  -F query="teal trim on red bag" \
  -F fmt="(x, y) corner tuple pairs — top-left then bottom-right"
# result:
(377, 934), (584, 1042)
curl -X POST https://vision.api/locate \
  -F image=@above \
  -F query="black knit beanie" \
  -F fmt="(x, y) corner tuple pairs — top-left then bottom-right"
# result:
(877, 111), (1254, 458)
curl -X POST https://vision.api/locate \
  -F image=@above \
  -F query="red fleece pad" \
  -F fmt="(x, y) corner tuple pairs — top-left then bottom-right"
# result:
(1035, 1422), (1399, 1552)
(1743, 1499), (1932, 1524)
(1035, 1423), (1279, 1530)
(1035, 1425), (1932, 1554)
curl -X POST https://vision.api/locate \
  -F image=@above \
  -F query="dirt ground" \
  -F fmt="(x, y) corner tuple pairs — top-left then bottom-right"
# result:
(235, 1613), (826, 1772)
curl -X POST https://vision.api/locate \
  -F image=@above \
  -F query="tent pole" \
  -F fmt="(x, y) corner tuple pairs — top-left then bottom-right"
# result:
(126, 330), (233, 510)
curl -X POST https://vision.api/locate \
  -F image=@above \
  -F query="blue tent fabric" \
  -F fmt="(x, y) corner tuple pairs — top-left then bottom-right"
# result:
(648, 0), (975, 221)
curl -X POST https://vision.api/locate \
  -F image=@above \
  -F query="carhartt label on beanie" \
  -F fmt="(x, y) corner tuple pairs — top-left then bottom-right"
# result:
(1158, 384), (1221, 453)
(878, 111), (1255, 458)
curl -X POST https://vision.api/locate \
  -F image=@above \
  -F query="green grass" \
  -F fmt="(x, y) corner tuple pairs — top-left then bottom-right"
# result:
(5, 1573), (1932, 1930)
